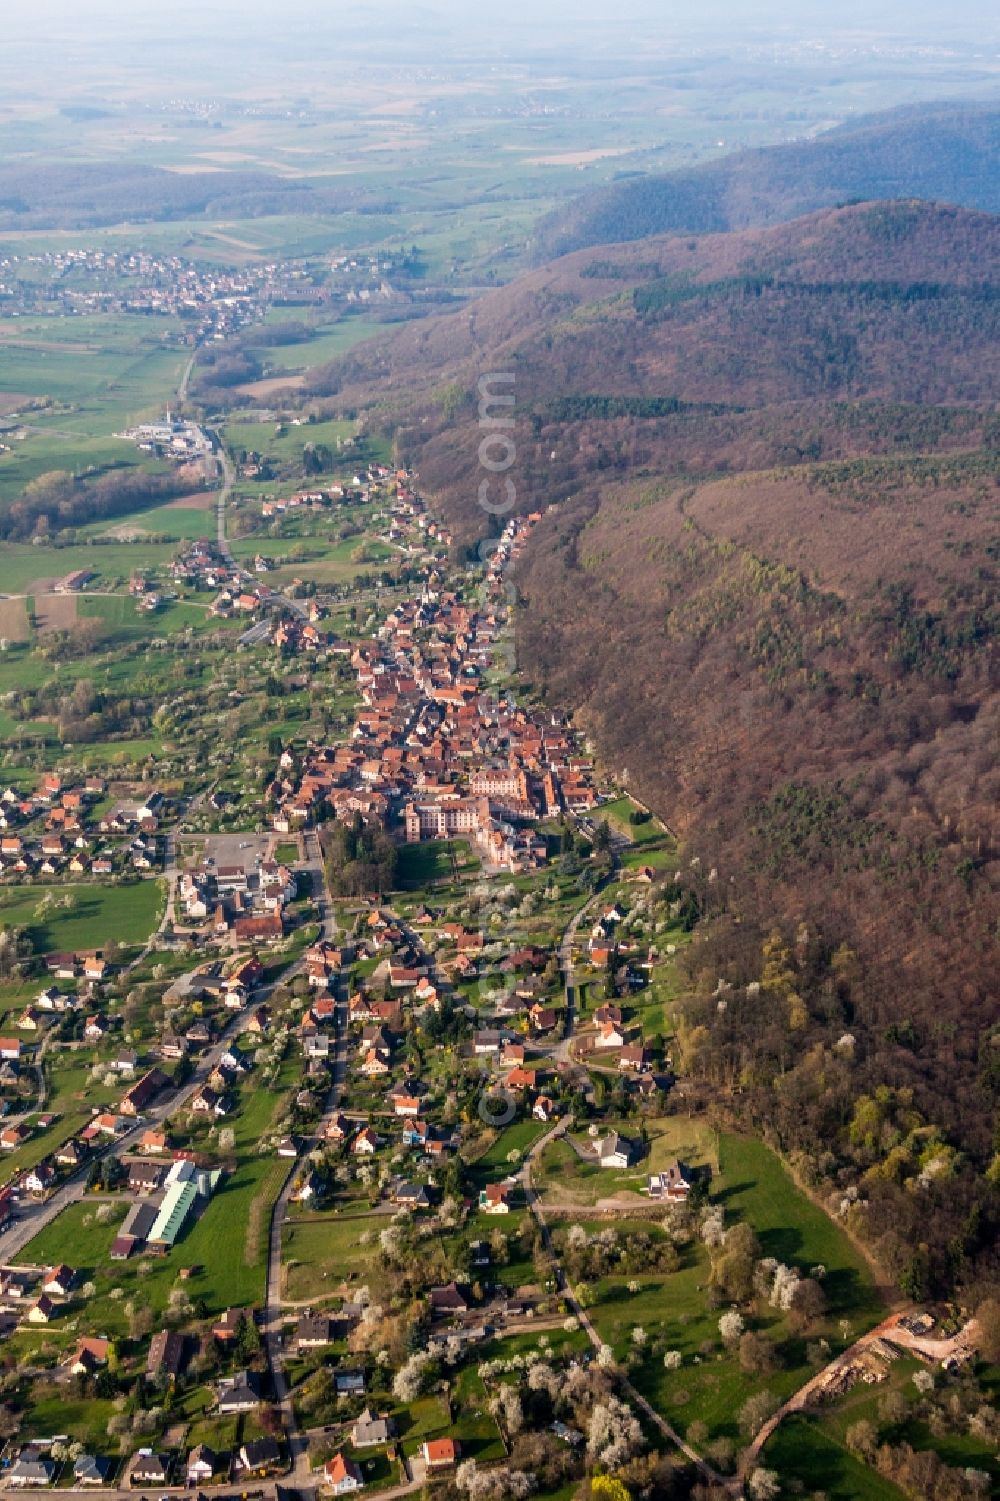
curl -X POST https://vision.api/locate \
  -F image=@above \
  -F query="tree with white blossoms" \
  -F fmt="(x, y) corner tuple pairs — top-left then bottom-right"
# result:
(456, 1461), (478, 1493)
(769, 1263), (801, 1311)
(631, 1326), (647, 1348)
(456, 1460), (536, 1501)
(392, 1350), (434, 1401)
(489, 1384), (523, 1436)
(587, 1396), (645, 1470)
(596, 1343), (616, 1369)
(527, 1362), (558, 1396)
(168, 1287), (192, 1316)
(748, 1468), (782, 1500)
(754, 1258), (778, 1297)
(719, 1309), (745, 1346)
(441, 1336), (464, 1367)
(912, 1368), (935, 1394)
(218, 1127), (236, 1152)
(700, 1206), (726, 1248)
(663, 1350), (683, 1370)
(439, 1196), (461, 1228)
(562, 1315), (579, 1333)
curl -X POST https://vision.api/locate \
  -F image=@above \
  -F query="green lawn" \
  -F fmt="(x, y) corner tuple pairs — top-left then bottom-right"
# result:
(20, 1392), (119, 1451)
(0, 979), (40, 1022)
(598, 796), (672, 846)
(534, 1118), (718, 1207)
(0, 540), (179, 591)
(282, 1211), (383, 1302)
(466, 1118), (550, 1190)
(763, 1353), (1000, 1496)
(717, 1134), (883, 1325)
(22, 1198), (127, 1275)
(0, 880), (164, 952)
(765, 1415), (907, 1499)
(0, 1107), (93, 1185)
(78, 593), (219, 639)
(243, 317), (405, 374)
(223, 416), (356, 466)
(82, 502), (216, 542)
(20, 1057), (298, 1333)
(396, 839), (479, 889)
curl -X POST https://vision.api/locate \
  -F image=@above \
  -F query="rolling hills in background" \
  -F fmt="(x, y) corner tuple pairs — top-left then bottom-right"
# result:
(315, 197), (1000, 1297)
(533, 101), (1000, 259)
(0, 162), (393, 229)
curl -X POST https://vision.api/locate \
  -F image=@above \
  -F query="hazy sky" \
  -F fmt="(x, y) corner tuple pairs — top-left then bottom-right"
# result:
(3, 0), (997, 114)
(8, 0), (1000, 48)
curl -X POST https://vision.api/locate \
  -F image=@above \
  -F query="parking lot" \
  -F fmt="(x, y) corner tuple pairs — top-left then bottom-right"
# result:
(198, 832), (274, 868)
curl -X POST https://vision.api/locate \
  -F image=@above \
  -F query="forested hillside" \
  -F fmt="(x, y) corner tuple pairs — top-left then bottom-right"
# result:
(319, 198), (1000, 1302)
(517, 459), (999, 1298)
(533, 101), (1000, 258)
(314, 200), (1000, 547)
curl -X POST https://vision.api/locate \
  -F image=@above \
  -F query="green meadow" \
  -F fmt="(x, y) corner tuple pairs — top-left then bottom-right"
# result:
(0, 880), (164, 952)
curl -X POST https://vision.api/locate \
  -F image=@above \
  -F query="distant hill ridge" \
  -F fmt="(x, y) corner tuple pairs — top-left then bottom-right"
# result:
(533, 100), (1000, 259)
(0, 161), (393, 229)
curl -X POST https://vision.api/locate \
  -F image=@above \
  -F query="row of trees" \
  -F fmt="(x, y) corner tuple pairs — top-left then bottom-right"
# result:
(2, 464), (202, 540)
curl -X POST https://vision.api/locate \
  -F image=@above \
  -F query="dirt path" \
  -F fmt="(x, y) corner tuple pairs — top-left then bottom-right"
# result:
(521, 1118), (733, 1491)
(740, 1315), (980, 1478)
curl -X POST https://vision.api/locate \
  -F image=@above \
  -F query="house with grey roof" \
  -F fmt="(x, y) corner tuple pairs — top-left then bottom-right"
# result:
(351, 1407), (395, 1448)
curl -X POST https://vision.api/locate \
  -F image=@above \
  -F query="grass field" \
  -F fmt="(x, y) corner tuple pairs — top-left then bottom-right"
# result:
(717, 1134), (883, 1326)
(466, 1118), (549, 1190)
(82, 501), (217, 542)
(0, 319), (188, 509)
(762, 1351), (1000, 1495)
(225, 529), (395, 587)
(21, 1392), (119, 1452)
(0, 880), (164, 952)
(21, 1198), (127, 1275)
(222, 416), (356, 465)
(243, 316), (406, 374)
(282, 1210), (380, 1302)
(575, 1132), (885, 1451)
(396, 839), (475, 888)
(765, 1415), (907, 1499)
(20, 1056), (298, 1336)
(78, 593), (219, 639)
(598, 796), (670, 845)
(1, 540), (179, 591)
